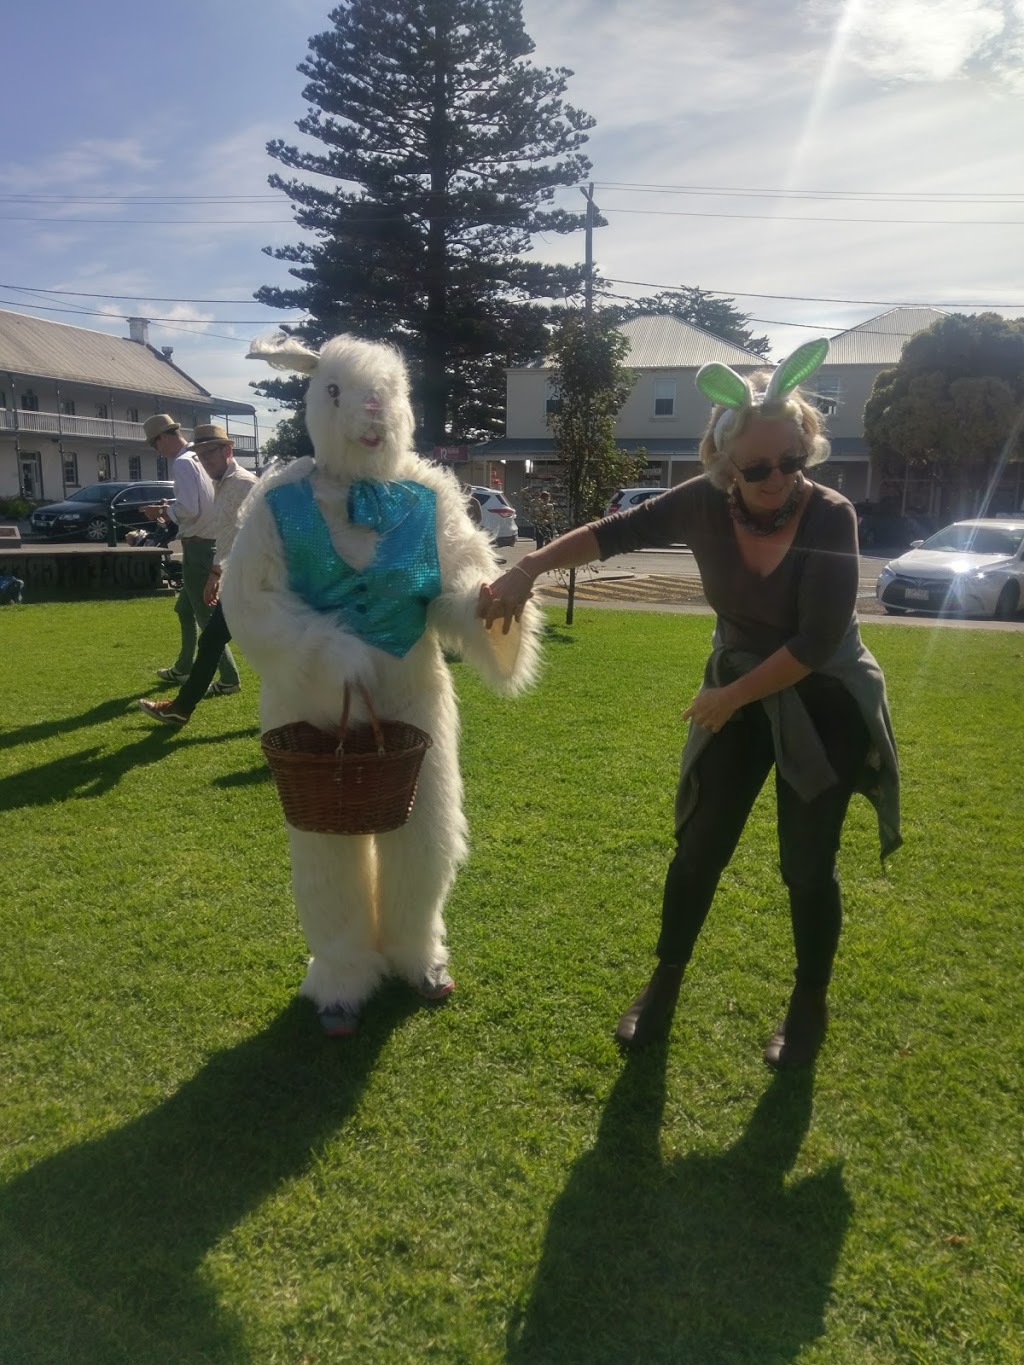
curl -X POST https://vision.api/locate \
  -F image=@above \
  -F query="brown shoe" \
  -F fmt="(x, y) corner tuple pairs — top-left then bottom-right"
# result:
(763, 985), (829, 1070)
(615, 962), (684, 1049)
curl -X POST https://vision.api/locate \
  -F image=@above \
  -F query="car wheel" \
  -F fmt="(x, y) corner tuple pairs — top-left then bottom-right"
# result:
(85, 516), (110, 542)
(994, 581), (1019, 620)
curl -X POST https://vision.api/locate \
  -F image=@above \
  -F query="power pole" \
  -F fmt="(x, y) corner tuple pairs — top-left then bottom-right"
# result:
(580, 182), (597, 322)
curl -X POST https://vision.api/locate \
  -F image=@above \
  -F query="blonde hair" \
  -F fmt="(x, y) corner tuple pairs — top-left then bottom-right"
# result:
(699, 372), (831, 490)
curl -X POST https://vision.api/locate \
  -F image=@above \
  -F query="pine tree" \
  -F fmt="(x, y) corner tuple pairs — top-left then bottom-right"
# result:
(255, 0), (596, 445)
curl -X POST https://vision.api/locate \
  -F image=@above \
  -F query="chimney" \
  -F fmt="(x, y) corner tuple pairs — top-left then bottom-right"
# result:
(161, 346), (174, 361)
(127, 316), (150, 345)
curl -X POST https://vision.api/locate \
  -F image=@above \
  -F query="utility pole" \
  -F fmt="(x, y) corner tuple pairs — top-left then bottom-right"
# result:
(580, 182), (597, 322)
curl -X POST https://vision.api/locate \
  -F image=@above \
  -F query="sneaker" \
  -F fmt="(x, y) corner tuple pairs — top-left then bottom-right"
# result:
(138, 698), (190, 728)
(416, 965), (455, 1001)
(318, 1002), (362, 1037)
(205, 681), (241, 697)
(157, 666), (190, 683)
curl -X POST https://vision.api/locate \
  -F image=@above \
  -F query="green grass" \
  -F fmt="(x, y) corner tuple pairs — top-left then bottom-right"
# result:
(1, 599), (1022, 1364)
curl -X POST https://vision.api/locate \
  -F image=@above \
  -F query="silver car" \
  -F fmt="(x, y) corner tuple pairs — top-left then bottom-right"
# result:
(876, 519), (1024, 619)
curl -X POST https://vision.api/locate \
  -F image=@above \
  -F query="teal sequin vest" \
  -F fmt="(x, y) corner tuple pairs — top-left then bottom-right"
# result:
(264, 476), (442, 658)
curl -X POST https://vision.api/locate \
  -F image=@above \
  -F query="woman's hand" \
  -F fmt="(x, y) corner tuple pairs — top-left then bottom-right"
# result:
(477, 564), (534, 635)
(682, 685), (741, 734)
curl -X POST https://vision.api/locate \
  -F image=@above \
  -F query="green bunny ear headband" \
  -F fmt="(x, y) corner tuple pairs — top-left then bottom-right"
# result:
(696, 338), (829, 451)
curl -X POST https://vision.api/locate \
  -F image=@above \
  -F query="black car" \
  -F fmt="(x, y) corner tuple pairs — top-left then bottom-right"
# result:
(29, 481), (175, 543)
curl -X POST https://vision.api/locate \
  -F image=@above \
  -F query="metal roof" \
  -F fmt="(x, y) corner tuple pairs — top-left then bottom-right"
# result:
(0, 309), (254, 413)
(826, 307), (948, 366)
(519, 313), (767, 371)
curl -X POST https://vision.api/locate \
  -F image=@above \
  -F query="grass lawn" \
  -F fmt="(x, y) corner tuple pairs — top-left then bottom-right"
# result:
(1, 599), (1022, 1364)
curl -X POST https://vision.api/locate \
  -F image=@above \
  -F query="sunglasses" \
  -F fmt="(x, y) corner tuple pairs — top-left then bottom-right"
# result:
(731, 454), (807, 484)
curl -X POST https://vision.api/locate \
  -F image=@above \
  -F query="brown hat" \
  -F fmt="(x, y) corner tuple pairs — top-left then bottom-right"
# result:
(143, 413), (180, 445)
(192, 423), (232, 454)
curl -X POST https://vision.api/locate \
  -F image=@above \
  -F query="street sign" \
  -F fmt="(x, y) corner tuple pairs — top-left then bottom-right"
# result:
(431, 445), (469, 462)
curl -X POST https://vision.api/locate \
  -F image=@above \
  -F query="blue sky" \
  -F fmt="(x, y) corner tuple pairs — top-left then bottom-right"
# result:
(2, 0), (1022, 438)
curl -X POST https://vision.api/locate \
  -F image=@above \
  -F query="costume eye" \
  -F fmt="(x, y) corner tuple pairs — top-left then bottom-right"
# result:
(327, 383), (340, 399)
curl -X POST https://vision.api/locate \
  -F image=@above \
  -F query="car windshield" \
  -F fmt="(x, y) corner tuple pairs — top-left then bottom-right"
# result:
(67, 484), (122, 503)
(921, 525), (1024, 556)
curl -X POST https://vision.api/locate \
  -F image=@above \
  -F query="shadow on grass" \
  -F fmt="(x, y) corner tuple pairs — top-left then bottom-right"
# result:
(0, 995), (415, 1365)
(0, 695), (143, 752)
(213, 763), (272, 789)
(0, 728), (255, 810)
(508, 1055), (850, 1365)
(542, 623), (577, 647)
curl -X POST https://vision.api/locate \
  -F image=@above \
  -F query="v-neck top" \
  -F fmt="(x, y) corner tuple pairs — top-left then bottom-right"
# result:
(592, 475), (860, 669)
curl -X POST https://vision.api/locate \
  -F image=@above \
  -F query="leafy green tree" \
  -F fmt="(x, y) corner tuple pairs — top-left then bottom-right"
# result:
(609, 286), (771, 359)
(254, 0), (596, 445)
(864, 312), (1024, 514)
(260, 409), (314, 465)
(548, 310), (645, 623)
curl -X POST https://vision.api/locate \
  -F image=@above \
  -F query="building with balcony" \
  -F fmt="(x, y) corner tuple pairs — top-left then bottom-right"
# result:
(0, 309), (259, 503)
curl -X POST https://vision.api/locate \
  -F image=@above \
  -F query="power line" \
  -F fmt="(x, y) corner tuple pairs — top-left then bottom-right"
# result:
(601, 277), (1024, 310)
(591, 179), (1024, 201)
(0, 296), (306, 327)
(0, 282), (288, 304)
(601, 207), (1023, 226)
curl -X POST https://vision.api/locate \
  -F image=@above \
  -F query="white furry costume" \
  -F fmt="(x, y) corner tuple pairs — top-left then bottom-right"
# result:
(221, 334), (541, 1013)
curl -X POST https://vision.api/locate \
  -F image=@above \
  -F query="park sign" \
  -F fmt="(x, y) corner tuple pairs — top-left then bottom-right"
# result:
(432, 445), (470, 463)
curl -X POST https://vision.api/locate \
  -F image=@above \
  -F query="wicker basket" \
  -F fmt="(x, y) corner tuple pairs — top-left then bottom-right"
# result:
(261, 684), (432, 835)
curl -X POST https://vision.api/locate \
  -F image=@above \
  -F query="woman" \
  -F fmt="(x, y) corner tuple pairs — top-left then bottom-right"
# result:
(479, 341), (900, 1068)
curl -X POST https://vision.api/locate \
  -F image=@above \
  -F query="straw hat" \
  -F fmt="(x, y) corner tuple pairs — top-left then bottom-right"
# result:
(192, 423), (232, 454)
(143, 413), (180, 445)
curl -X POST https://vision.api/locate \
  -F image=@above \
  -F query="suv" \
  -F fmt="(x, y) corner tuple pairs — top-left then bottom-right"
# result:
(604, 487), (664, 517)
(470, 486), (519, 547)
(29, 481), (175, 543)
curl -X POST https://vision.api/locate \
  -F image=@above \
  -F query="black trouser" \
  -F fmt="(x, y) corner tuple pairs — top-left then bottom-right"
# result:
(657, 674), (870, 990)
(174, 603), (233, 714)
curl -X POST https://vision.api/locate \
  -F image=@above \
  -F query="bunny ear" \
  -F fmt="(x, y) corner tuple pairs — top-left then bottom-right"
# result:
(246, 332), (320, 375)
(763, 338), (829, 404)
(695, 363), (753, 410)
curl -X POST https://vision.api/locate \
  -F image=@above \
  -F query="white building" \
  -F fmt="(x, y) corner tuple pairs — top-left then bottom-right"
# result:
(469, 307), (952, 511)
(0, 310), (259, 502)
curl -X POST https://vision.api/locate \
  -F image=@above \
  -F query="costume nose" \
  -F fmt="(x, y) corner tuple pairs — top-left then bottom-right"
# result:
(364, 394), (383, 415)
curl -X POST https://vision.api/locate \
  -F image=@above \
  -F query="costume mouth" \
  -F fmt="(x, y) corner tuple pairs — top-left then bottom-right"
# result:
(359, 432), (383, 449)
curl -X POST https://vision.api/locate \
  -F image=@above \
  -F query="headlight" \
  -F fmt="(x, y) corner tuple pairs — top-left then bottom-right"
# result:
(877, 566), (896, 586)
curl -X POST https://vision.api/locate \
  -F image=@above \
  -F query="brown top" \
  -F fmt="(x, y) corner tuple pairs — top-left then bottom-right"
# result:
(592, 476), (860, 669)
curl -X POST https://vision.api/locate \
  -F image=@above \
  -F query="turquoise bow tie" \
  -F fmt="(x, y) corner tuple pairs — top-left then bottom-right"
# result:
(348, 480), (412, 532)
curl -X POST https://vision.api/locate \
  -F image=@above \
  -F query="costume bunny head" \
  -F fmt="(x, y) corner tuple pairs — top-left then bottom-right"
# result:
(248, 332), (416, 482)
(695, 338), (830, 453)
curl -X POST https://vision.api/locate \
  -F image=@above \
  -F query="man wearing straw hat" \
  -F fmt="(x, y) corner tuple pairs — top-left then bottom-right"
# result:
(137, 424), (253, 725)
(140, 413), (221, 686)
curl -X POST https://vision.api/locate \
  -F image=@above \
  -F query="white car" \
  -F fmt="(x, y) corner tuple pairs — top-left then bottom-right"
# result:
(875, 519), (1024, 619)
(603, 487), (664, 517)
(470, 487), (519, 547)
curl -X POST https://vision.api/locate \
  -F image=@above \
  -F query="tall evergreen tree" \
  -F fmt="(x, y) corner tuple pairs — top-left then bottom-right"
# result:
(609, 286), (772, 359)
(255, 0), (596, 444)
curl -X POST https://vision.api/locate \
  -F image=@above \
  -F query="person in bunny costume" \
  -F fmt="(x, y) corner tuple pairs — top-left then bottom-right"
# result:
(221, 333), (541, 1036)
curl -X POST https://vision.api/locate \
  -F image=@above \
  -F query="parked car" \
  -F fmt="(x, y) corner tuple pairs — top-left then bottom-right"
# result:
(470, 486), (518, 547)
(604, 487), (664, 517)
(875, 519), (1024, 619)
(29, 481), (175, 543)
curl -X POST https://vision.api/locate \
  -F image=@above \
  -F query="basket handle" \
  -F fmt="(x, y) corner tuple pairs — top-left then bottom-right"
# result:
(337, 683), (387, 756)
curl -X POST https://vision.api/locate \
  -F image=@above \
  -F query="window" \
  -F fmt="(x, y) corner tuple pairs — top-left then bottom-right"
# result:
(156, 455), (169, 479)
(128, 455), (142, 480)
(544, 380), (561, 418)
(126, 406), (140, 423)
(21, 390), (39, 412)
(61, 399), (76, 416)
(64, 453), (80, 486)
(810, 377), (841, 416)
(652, 378), (676, 418)
(95, 403), (109, 420)
(97, 453), (112, 481)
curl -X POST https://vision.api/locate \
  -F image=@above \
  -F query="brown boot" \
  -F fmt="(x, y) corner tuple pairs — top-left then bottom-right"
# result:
(763, 985), (829, 1070)
(615, 962), (684, 1049)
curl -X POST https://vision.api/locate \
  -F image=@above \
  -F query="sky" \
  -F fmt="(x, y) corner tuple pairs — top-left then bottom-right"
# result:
(1, 0), (1022, 440)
